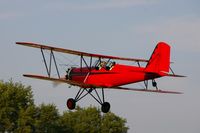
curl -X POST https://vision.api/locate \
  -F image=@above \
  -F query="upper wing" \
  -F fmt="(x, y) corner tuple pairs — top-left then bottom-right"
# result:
(108, 86), (183, 94)
(16, 42), (148, 62)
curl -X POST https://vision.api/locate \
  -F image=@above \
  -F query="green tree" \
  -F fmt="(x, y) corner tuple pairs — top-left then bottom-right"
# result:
(16, 104), (65, 133)
(0, 80), (34, 132)
(60, 106), (128, 133)
(60, 106), (101, 133)
(101, 112), (128, 133)
(34, 104), (62, 133)
(16, 105), (37, 132)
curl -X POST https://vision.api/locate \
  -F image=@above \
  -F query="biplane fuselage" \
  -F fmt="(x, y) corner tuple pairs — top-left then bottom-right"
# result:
(68, 64), (161, 88)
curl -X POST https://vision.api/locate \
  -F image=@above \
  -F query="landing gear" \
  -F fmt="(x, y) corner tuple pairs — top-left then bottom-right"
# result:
(66, 88), (110, 113)
(144, 79), (158, 90)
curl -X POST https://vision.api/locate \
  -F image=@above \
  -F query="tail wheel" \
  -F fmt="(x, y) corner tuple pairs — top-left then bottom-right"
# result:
(152, 79), (157, 87)
(67, 98), (76, 110)
(152, 81), (157, 87)
(101, 102), (110, 113)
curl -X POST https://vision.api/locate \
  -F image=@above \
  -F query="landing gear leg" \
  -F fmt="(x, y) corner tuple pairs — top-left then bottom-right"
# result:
(66, 88), (87, 110)
(86, 88), (111, 113)
(100, 88), (110, 113)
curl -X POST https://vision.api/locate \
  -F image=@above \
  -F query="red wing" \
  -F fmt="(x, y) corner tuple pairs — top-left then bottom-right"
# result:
(108, 86), (183, 94)
(16, 42), (148, 62)
(23, 74), (101, 88)
(23, 74), (85, 87)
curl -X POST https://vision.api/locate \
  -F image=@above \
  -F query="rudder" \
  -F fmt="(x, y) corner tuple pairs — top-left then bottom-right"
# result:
(145, 42), (170, 75)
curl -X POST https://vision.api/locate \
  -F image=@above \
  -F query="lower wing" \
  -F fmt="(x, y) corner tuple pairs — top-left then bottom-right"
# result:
(23, 74), (82, 87)
(108, 86), (183, 94)
(23, 74), (100, 88)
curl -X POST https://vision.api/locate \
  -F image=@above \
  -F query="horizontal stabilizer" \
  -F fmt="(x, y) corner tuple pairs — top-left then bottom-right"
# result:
(167, 74), (186, 77)
(109, 86), (183, 94)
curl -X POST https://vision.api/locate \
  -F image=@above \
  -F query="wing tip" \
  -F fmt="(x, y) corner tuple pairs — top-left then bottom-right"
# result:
(16, 41), (27, 45)
(158, 90), (183, 94)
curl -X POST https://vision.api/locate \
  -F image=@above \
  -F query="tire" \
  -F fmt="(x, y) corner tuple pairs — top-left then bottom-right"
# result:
(67, 98), (76, 110)
(101, 102), (110, 113)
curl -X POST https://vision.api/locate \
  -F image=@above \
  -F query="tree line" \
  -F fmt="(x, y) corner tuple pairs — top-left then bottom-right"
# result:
(0, 80), (128, 133)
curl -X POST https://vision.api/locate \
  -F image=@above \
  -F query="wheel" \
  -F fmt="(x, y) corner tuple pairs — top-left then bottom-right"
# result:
(67, 98), (76, 110)
(152, 81), (157, 87)
(101, 102), (110, 113)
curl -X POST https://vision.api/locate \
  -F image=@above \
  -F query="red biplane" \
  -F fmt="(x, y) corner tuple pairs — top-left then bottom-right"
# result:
(16, 41), (184, 113)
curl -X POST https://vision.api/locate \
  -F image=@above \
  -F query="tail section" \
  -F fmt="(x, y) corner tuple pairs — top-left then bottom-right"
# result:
(145, 42), (170, 75)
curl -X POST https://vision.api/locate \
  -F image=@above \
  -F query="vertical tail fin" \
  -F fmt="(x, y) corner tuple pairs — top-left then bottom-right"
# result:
(145, 42), (170, 75)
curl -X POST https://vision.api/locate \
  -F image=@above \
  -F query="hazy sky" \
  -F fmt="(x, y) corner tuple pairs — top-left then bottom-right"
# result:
(1, 0), (200, 132)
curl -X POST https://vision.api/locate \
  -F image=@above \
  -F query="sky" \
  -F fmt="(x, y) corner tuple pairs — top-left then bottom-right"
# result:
(1, 0), (200, 132)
